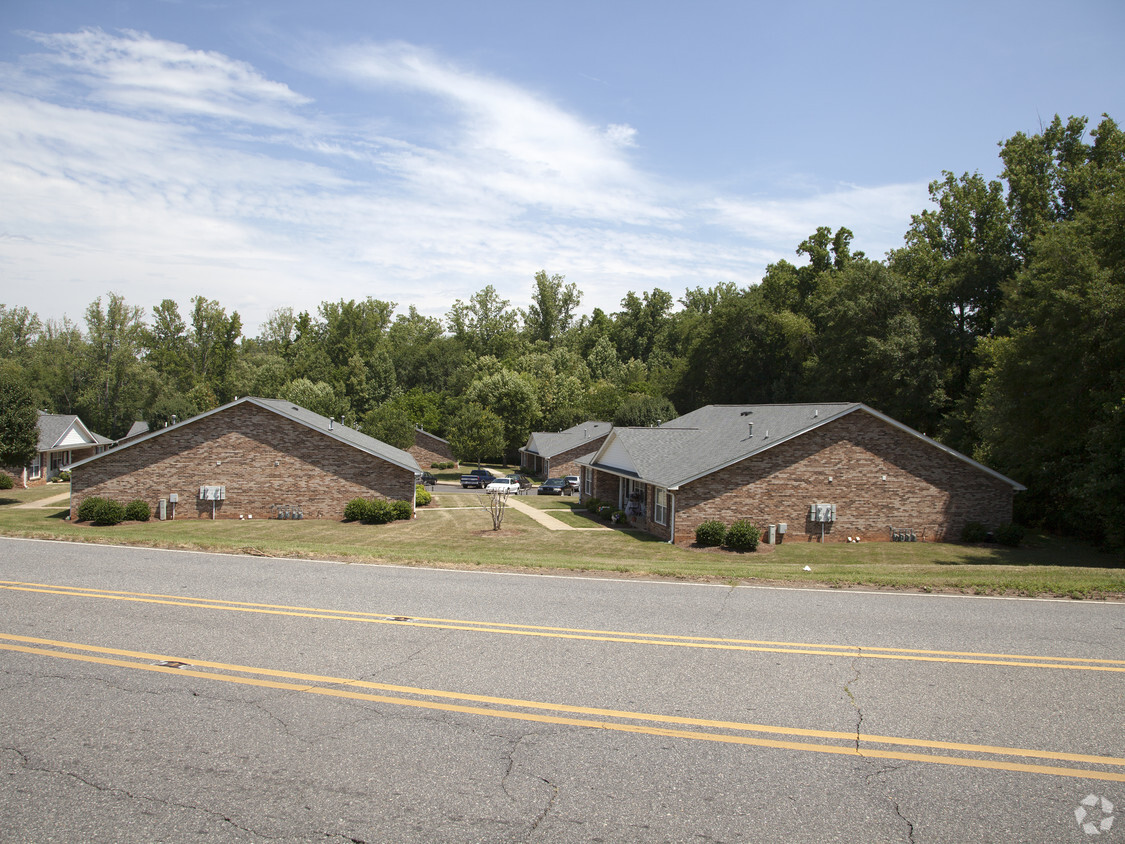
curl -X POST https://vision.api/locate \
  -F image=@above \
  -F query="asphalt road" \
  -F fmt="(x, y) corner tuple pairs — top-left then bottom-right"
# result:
(1, 536), (1123, 843)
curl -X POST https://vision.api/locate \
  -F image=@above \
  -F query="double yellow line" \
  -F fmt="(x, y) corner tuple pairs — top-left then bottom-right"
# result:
(3, 632), (1124, 782)
(2, 579), (1124, 673)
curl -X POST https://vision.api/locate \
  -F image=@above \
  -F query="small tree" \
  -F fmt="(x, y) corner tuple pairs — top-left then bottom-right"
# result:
(448, 402), (505, 466)
(483, 490), (510, 530)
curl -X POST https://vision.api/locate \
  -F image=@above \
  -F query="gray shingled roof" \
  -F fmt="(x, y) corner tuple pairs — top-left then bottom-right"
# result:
(522, 421), (612, 459)
(36, 412), (111, 451)
(69, 397), (422, 474)
(125, 420), (150, 439)
(580, 403), (1024, 491)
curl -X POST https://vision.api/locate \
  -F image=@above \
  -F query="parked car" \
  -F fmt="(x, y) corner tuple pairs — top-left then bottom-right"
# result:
(537, 477), (569, 495)
(461, 469), (497, 488)
(563, 475), (580, 491)
(486, 477), (521, 493)
(419, 471), (436, 487)
(507, 474), (532, 491)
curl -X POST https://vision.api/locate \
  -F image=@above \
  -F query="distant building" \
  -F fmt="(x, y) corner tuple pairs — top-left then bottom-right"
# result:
(409, 428), (455, 468)
(2, 412), (113, 487)
(520, 421), (612, 479)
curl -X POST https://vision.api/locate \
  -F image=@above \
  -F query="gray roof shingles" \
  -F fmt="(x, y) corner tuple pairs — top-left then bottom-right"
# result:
(593, 404), (856, 489)
(583, 403), (1023, 490)
(523, 421), (612, 459)
(36, 412), (112, 451)
(69, 397), (422, 474)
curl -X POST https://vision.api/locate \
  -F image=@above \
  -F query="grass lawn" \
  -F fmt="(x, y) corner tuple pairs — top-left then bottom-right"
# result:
(1, 488), (1122, 599)
(0, 484), (71, 506)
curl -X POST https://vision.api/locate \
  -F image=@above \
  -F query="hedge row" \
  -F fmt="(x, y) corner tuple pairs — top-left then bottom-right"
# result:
(76, 497), (151, 526)
(695, 519), (760, 552)
(343, 497), (412, 524)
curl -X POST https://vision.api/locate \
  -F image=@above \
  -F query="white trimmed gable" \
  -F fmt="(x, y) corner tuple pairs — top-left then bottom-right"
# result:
(597, 434), (637, 474)
(58, 423), (96, 448)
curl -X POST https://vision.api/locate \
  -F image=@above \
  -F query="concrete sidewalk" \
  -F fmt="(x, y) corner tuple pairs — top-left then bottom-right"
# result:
(505, 496), (609, 531)
(14, 490), (71, 509)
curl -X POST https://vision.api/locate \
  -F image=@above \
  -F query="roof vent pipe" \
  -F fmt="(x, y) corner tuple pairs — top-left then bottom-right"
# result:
(329, 417), (334, 431)
(748, 422), (753, 437)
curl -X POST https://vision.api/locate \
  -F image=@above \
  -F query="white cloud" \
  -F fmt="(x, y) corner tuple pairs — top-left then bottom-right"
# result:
(0, 29), (927, 333)
(18, 28), (310, 127)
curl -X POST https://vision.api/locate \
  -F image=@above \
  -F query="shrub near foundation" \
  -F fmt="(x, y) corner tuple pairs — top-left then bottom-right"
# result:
(725, 520), (760, 552)
(695, 520), (727, 547)
(124, 500), (151, 522)
(91, 499), (127, 527)
(0, 474), (13, 490)
(76, 496), (108, 522)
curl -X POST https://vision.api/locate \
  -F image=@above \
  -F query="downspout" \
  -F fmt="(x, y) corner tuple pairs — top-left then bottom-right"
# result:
(668, 492), (676, 544)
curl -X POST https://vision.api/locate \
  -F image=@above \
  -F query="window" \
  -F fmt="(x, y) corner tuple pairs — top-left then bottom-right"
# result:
(654, 488), (668, 526)
(583, 469), (591, 495)
(29, 455), (41, 480)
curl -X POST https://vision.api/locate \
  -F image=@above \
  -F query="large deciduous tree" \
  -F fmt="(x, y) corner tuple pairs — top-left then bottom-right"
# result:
(523, 270), (581, 346)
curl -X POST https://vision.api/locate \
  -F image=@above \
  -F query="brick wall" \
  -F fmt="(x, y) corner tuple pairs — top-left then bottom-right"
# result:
(547, 436), (609, 479)
(583, 412), (1017, 546)
(408, 430), (454, 468)
(70, 403), (417, 520)
(673, 412), (1015, 545)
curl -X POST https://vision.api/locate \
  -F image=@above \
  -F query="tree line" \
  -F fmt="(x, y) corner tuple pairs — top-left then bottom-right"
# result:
(1, 114), (1122, 548)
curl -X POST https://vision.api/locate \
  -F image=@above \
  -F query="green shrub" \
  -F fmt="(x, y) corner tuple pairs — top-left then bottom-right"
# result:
(124, 500), (151, 522)
(725, 520), (760, 552)
(415, 485), (432, 506)
(585, 496), (602, 513)
(0, 474), (13, 490)
(961, 521), (989, 543)
(55, 470), (71, 482)
(344, 497), (371, 522)
(695, 520), (727, 547)
(390, 500), (412, 521)
(77, 496), (108, 522)
(363, 499), (395, 525)
(91, 499), (126, 526)
(611, 509), (626, 524)
(994, 523), (1025, 547)
(597, 504), (614, 521)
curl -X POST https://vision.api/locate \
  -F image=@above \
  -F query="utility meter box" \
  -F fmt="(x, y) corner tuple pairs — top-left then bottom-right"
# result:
(809, 503), (836, 523)
(158, 499), (167, 520)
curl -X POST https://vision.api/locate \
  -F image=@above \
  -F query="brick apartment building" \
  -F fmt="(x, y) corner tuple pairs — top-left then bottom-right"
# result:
(520, 421), (612, 479)
(408, 428), (455, 468)
(68, 397), (421, 520)
(577, 404), (1024, 545)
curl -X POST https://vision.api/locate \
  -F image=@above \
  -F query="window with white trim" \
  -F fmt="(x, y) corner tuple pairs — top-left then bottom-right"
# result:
(30, 455), (41, 480)
(583, 469), (591, 495)
(654, 488), (668, 526)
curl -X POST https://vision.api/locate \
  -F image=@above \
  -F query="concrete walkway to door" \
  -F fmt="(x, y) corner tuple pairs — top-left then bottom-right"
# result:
(504, 496), (609, 530)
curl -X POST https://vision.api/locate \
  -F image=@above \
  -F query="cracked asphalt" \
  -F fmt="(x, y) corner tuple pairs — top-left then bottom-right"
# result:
(2, 537), (1123, 843)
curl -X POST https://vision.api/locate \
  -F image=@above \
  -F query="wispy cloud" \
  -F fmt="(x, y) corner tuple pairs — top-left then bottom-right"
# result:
(0, 28), (926, 331)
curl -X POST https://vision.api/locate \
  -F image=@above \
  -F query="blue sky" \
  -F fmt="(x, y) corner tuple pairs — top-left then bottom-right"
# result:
(2, 0), (1123, 335)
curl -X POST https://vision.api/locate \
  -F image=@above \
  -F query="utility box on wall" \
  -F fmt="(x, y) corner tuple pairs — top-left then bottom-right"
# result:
(809, 503), (836, 522)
